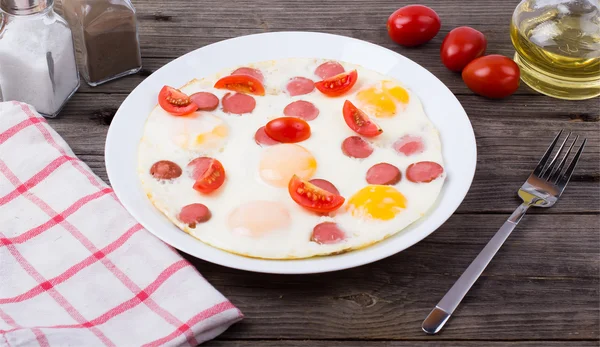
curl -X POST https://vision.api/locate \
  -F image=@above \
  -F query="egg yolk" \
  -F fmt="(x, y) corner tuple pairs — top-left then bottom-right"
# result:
(195, 124), (229, 148)
(356, 81), (410, 118)
(259, 144), (317, 187)
(172, 114), (229, 151)
(348, 185), (407, 221)
(228, 201), (291, 237)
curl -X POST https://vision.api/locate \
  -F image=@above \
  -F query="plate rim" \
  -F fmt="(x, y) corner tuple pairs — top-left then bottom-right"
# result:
(105, 31), (477, 274)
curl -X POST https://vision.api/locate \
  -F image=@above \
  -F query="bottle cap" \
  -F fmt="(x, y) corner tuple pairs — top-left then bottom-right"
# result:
(0, 0), (52, 15)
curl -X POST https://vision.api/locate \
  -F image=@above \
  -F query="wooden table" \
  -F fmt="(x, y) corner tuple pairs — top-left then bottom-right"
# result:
(50, 0), (600, 345)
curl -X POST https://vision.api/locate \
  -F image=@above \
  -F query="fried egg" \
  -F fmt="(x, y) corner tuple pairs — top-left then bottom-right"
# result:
(259, 144), (317, 187)
(170, 113), (229, 152)
(347, 185), (407, 221)
(356, 80), (410, 118)
(138, 58), (445, 259)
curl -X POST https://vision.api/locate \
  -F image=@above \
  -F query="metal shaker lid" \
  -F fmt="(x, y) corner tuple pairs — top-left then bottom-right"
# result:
(0, 0), (52, 15)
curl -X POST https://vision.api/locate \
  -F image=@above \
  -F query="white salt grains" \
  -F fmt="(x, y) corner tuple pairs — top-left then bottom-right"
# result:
(0, 10), (79, 117)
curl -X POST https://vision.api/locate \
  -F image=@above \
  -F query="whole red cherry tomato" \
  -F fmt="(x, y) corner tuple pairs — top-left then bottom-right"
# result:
(441, 26), (487, 72)
(265, 117), (311, 143)
(462, 55), (520, 99)
(387, 5), (441, 47)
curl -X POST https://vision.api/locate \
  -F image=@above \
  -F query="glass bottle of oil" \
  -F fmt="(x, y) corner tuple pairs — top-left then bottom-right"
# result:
(511, 0), (600, 100)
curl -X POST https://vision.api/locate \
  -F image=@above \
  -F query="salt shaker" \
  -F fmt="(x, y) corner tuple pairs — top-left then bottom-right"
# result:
(0, 0), (80, 118)
(61, 0), (142, 86)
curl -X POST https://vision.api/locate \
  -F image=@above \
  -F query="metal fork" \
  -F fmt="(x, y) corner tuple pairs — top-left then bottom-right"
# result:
(422, 130), (587, 335)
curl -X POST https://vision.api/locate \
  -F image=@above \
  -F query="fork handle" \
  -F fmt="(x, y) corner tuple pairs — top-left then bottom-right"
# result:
(422, 202), (530, 335)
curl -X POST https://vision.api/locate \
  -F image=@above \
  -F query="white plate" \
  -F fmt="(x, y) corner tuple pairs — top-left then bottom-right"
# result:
(105, 32), (476, 274)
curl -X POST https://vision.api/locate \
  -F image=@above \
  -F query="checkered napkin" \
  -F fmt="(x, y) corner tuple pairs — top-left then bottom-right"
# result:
(0, 102), (243, 347)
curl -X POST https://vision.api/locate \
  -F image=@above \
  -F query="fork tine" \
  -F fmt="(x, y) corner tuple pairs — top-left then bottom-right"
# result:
(556, 138), (587, 193)
(533, 130), (563, 177)
(548, 135), (578, 183)
(540, 132), (571, 178)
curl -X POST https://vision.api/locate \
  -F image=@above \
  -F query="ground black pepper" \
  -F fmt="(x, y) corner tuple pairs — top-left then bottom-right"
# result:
(61, 0), (142, 86)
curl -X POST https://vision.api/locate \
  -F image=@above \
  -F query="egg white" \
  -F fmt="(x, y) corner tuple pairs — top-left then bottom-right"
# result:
(138, 58), (445, 259)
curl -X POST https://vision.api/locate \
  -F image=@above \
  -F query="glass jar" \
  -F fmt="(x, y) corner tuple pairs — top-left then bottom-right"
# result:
(61, 0), (142, 86)
(511, 0), (600, 100)
(0, 0), (80, 117)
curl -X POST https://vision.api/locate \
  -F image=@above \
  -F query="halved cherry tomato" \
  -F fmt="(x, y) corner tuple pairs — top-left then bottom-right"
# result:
(288, 175), (345, 213)
(265, 117), (311, 143)
(342, 100), (382, 137)
(441, 26), (487, 72)
(214, 75), (265, 96)
(158, 86), (198, 116)
(314, 70), (358, 97)
(192, 158), (226, 194)
(462, 55), (520, 99)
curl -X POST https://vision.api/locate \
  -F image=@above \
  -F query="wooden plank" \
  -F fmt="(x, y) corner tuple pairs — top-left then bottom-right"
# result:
(128, 0), (522, 38)
(199, 274), (597, 341)
(131, 0), (519, 31)
(47, 93), (600, 213)
(206, 342), (600, 347)
(132, 29), (515, 62)
(197, 276), (598, 341)
(180, 213), (599, 340)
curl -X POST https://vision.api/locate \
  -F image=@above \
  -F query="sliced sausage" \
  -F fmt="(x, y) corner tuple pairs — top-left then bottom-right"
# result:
(186, 157), (212, 180)
(231, 67), (264, 83)
(254, 126), (280, 146)
(189, 92), (219, 111)
(406, 161), (444, 183)
(366, 163), (401, 185)
(283, 100), (320, 121)
(286, 77), (315, 96)
(222, 92), (256, 114)
(394, 135), (424, 156)
(150, 160), (182, 180)
(315, 61), (345, 79)
(342, 136), (374, 159)
(311, 222), (345, 244)
(178, 203), (211, 227)
(309, 179), (340, 195)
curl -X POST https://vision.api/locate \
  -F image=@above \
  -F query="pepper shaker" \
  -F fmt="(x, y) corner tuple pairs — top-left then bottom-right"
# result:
(61, 0), (142, 86)
(0, 0), (80, 118)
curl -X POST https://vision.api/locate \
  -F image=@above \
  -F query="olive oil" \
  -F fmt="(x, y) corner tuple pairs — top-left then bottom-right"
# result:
(511, 0), (600, 100)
